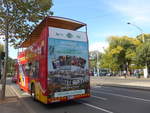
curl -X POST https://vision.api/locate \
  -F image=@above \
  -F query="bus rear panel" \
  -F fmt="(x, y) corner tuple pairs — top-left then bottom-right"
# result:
(47, 27), (90, 103)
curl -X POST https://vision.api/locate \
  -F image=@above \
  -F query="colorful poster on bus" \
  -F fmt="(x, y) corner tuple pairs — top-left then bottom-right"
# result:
(47, 27), (90, 98)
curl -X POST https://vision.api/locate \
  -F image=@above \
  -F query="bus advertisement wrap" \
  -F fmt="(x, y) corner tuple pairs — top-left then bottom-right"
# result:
(48, 27), (90, 98)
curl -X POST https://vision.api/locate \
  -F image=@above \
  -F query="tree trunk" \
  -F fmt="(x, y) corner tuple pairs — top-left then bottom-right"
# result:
(1, 25), (8, 100)
(1, 0), (9, 100)
(0, 59), (1, 80)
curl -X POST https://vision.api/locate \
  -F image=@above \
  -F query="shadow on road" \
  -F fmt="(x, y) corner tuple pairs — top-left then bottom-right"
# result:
(40, 100), (82, 109)
(20, 96), (83, 109)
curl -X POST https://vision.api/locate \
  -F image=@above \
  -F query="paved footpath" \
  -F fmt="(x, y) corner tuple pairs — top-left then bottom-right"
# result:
(0, 83), (26, 113)
(91, 76), (150, 90)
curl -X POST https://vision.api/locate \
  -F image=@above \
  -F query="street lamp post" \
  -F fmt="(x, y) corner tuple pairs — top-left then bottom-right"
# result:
(92, 51), (99, 76)
(127, 22), (148, 78)
(96, 52), (99, 76)
(127, 22), (145, 42)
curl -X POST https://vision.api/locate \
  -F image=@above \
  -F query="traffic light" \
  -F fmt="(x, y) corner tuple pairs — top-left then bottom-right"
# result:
(0, 52), (5, 60)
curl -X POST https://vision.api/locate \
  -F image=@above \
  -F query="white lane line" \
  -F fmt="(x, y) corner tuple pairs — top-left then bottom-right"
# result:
(93, 90), (150, 102)
(92, 86), (114, 92)
(94, 86), (102, 88)
(91, 95), (107, 101)
(22, 92), (30, 96)
(83, 103), (114, 113)
(92, 88), (113, 92)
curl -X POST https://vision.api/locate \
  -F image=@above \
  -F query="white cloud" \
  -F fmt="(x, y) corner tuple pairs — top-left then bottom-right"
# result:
(89, 41), (108, 52)
(107, 0), (150, 25)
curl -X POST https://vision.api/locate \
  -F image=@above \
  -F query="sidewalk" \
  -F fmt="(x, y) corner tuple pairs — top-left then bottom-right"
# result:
(90, 76), (150, 91)
(0, 85), (17, 98)
(0, 84), (26, 113)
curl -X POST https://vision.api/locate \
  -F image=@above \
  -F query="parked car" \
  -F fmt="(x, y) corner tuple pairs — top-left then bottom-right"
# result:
(106, 72), (114, 76)
(12, 76), (17, 83)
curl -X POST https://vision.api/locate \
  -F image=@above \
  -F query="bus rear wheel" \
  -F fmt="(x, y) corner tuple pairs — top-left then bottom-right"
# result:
(31, 84), (36, 100)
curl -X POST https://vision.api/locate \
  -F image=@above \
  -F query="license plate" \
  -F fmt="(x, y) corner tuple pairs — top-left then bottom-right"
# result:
(68, 95), (74, 99)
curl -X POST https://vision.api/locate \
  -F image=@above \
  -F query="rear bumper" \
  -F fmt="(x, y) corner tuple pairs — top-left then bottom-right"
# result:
(47, 93), (90, 103)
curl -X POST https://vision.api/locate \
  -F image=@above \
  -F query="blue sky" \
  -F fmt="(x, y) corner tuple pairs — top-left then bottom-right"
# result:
(1, 0), (150, 58)
(52, 0), (150, 51)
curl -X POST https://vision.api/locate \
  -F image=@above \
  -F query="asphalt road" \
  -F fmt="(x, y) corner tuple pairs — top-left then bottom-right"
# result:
(91, 76), (150, 87)
(10, 81), (150, 113)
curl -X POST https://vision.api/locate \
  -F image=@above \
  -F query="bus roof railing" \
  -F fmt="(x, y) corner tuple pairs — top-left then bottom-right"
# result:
(21, 16), (86, 47)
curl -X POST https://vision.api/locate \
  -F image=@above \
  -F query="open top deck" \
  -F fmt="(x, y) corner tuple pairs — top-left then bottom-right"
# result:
(21, 16), (86, 47)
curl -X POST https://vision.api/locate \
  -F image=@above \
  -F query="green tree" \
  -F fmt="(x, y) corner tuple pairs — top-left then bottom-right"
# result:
(89, 51), (101, 72)
(100, 36), (140, 75)
(136, 42), (150, 68)
(100, 50), (120, 71)
(0, 43), (4, 52)
(7, 58), (16, 77)
(0, 43), (4, 80)
(0, 0), (53, 45)
(0, 0), (53, 100)
(136, 34), (150, 43)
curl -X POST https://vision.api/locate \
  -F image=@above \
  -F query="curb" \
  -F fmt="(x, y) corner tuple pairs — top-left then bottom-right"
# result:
(96, 84), (150, 91)
(10, 86), (37, 113)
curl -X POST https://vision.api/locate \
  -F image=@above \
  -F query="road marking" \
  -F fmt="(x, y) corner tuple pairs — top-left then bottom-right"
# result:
(22, 92), (30, 96)
(102, 86), (150, 94)
(92, 88), (113, 92)
(91, 95), (107, 101)
(92, 90), (150, 102)
(83, 103), (114, 113)
(94, 86), (102, 88)
(92, 86), (114, 92)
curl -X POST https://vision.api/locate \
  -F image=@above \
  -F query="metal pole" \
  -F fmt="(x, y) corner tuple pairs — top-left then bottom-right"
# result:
(96, 52), (99, 76)
(127, 22), (148, 78)
(127, 22), (144, 42)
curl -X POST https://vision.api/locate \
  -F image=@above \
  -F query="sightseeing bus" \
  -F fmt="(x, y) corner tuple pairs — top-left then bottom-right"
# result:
(17, 16), (90, 104)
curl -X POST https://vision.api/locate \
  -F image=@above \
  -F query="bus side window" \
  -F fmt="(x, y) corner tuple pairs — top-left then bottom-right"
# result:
(25, 63), (32, 76)
(30, 61), (39, 78)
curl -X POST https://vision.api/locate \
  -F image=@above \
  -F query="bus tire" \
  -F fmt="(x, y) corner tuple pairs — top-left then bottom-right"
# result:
(31, 84), (36, 101)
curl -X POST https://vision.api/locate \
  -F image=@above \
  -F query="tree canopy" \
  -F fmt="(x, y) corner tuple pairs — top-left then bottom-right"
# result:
(136, 34), (150, 42)
(89, 51), (101, 69)
(136, 42), (150, 68)
(0, 0), (53, 46)
(100, 36), (141, 72)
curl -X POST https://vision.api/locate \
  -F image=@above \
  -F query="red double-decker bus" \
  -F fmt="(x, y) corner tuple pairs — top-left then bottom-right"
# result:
(16, 16), (90, 104)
